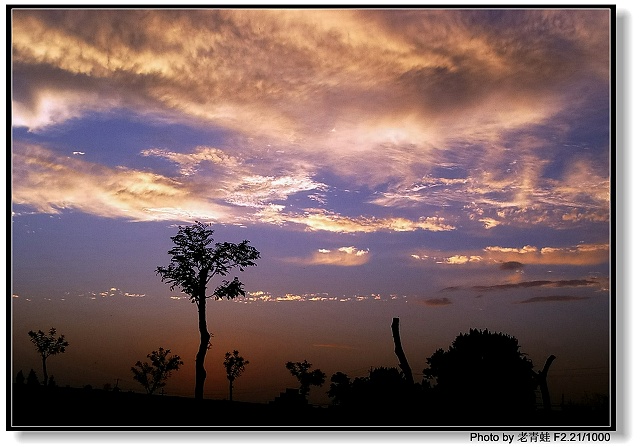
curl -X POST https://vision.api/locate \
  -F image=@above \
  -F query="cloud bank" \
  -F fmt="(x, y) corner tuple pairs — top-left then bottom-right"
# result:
(12, 9), (610, 234)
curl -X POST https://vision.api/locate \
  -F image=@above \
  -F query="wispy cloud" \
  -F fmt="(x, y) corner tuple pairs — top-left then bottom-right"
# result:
(242, 291), (404, 303)
(286, 246), (371, 266)
(518, 295), (590, 304)
(411, 243), (609, 267)
(11, 9), (610, 232)
(500, 261), (524, 271)
(141, 146), (241, 176)
(14, 142), (458, 234)
(420, 297), (452, 307)
(274, 208), (455, 233)
(12, 143), (235, 222)
(471, 279), (598, 292)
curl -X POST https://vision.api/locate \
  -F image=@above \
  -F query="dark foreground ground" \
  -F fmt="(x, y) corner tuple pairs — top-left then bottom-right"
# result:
(10, 385), (611, 430)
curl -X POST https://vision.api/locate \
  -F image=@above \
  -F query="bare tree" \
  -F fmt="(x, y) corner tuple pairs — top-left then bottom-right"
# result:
(391, 317), (414, 385)
(223, 350), (249, 402)
(28, 328), (69, 386)
(156, 222), (259, 399)
(131, 347), (183, 395)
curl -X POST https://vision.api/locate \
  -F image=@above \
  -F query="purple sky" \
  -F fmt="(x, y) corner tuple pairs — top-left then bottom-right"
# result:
(11, 7), (611, 407)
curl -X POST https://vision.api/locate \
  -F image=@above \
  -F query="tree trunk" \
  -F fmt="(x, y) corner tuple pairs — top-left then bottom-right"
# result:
(194, 298), (210, 400)
(538, 355), (556, 412)
(229, 379), (234, 402)
(391, 317), (414, 385)
(41, 355), (48, 387)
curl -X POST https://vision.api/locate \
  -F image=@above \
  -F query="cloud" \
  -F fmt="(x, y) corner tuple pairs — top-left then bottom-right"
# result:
(12, 143), (236, 222)
(500, 261), (524, 271)
(286, 246), (371, 267)
(371, 155), (609, 230)
(13, 142), (460, 234)
(243, 291), (405, 303)
(78, 287), (147, 299)
(412, 243), (609, 267)
(275, 208), (455, 233)
(421, 297), (452, 307)
(472, 279), (597, 292)
(518, 295), (590, 304)
(485, 243), (609, 266)
(141, 146), (241, 176)
(11, 9), (609, 203)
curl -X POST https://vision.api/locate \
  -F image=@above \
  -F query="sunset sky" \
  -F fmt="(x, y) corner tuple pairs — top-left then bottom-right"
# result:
(10, 7), (612, 411)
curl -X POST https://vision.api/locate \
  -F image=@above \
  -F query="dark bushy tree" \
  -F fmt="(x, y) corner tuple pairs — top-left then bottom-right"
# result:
(26, 369), (40, 386)
(285, 360), (326, 397)
(28, 327), (69, 386)
(223, 350), (249, 402)
(423, 328), (536, 422)
(328, 371), (351, 406)
(131, 347), (183, 395)
(328, 367), (412, 408)
(156, 222), (259, 399)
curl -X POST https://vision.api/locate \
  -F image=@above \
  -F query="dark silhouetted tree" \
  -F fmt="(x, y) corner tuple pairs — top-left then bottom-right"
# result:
(223, 350), (249, 402)
(131, 347), (183, 395)
(423, 329), (536, 422)
(285, 360), (326, 398)
(329, 367), (409, 409)
(15, 370), (25, 385)
(328, 371), (351, 405)
(533, 354), (556, 413)
(28, 327), (69, 386)
(156, 222), (259, 400)
(391, 317), (414, 385)
(26, 369), (40, 386)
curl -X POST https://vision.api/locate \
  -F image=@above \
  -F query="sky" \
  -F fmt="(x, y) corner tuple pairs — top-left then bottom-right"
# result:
(9, 6), (613, 416)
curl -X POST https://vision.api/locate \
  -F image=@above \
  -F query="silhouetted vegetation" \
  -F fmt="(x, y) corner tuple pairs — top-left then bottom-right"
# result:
(156, 222), (259, 400)
(26, 369), (39, 387)
(423, 328), (537, 424)
(534, 354), (556, 413)
(223, 350), (249, 402)
(131, 347), (183, 395)
(391, 317), (414, 385)
(328, 366), (418, 413)
(285, 360), (326, 398)
(13, 318), (609, 427)
(27, 327), (69, 387)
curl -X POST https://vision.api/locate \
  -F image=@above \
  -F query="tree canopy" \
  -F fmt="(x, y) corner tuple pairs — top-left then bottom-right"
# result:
(28, 327), (69, 386)
(156, 222), (259, 399)
(423, 328), (537, 420)
(223, 350), (249, 401)
(131, 347), (183, 395)
(156, 221), (260, 303)
(285, 360), (326, 397)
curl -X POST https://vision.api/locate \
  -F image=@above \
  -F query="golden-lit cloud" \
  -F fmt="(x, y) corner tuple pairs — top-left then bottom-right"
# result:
(242, 291), (404, 303)
(12, 143), (235, 222)
(140, 146), (241, 176)
(12, 10), (609, 169)
(286, 246), (371, 266)
(275, 209), (455, 233)
(411, 242), (609, 267)
(11, 9), (610, 234)
(484, 243), (609, 266)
